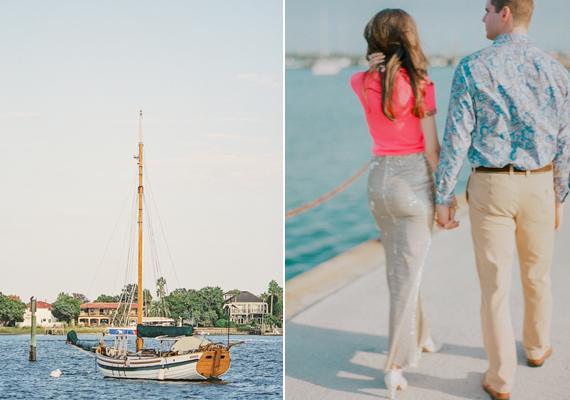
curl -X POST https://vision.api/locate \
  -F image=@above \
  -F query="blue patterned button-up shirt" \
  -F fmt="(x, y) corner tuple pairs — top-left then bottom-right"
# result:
(435, 34), (570, 205)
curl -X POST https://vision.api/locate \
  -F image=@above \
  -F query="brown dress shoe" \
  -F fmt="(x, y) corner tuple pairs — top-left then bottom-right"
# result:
(527, 347), (552, 367)
(482, 380), (510, 400)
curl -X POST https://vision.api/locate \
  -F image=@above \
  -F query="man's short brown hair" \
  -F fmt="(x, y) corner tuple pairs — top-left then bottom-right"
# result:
(491, 0), (534, 26)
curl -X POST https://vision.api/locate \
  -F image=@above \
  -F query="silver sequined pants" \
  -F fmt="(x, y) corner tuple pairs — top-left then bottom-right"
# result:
(367, 152), (434, 371)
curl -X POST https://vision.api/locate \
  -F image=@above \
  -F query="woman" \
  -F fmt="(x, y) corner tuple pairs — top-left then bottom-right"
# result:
(350, 9), (457, 399)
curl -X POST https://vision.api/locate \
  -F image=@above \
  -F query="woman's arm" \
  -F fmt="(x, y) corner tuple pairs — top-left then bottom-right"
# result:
(423, 115), (460, 228)
(421, 115), (440, 173)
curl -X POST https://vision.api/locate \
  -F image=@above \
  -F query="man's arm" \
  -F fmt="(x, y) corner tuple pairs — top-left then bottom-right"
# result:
(553, 73), (570, 232)
(552, 83), (570, 206)
(435, 63), (475, 228)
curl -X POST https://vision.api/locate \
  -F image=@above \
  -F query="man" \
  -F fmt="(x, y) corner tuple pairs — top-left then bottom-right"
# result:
(435, 0), (570, 399)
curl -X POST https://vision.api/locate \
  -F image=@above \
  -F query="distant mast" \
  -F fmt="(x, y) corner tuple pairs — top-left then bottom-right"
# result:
(136, 110), (144, 352)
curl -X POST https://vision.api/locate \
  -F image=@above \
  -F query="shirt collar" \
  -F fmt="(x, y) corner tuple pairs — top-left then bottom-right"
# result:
(493, 33), (533, 46)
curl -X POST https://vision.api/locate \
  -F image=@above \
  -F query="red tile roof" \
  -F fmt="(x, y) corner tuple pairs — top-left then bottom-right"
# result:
(80, 302), (139, 309)
(27, 301), (52, 309)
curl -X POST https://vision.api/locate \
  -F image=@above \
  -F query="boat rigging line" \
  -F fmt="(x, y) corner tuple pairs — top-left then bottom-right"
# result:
(85, 173), (138, 300)
(67, 111), (244, 381)
(143, 160), (182, 290)
(85, 151), (182, 319)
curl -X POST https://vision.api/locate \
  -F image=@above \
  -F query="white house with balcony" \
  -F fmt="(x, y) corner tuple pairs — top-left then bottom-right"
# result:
(19, 301), (59, 327)
(223, 291), (268, 325)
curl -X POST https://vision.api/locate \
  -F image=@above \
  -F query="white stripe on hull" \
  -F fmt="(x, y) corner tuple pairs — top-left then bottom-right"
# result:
(96, 352), (206, 380)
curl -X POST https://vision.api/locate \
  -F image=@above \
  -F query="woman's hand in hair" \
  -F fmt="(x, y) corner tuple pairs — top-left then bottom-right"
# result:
(368, 52), (386, 72)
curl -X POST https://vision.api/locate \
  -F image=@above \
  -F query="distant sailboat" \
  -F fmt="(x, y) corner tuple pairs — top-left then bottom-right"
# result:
(310, 6), (351, 76)
(67, 111), (242, 380)
(311, 59), (342, 76)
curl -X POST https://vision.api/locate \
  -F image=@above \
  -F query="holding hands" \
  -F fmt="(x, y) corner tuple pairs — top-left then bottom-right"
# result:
(436, 195), (563, 232)
(368, 51), (463, 232)
(436, 194), (460, 230)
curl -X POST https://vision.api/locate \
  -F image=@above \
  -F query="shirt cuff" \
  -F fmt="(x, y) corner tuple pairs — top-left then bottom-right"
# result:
(435, 193), (453, 206)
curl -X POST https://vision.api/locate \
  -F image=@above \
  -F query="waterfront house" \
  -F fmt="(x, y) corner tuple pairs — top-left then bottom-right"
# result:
(79, 302), (141, 326)
(19, 301), (59, 327)
(223, 291), (268, 325)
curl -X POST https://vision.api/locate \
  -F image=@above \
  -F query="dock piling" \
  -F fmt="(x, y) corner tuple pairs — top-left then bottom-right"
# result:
(29, 297), (36, 361)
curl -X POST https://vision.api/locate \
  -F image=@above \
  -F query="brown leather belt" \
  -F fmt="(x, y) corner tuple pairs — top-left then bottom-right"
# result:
(474, 164), (552, 174)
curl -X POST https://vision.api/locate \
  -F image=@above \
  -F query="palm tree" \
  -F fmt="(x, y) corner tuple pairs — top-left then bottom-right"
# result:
(153, 277), (170, 318)
(156, 277), (167, 300)
(147, 301), (163, 317)
(268, 280), (280, 316)
(228, 289), (241, 323)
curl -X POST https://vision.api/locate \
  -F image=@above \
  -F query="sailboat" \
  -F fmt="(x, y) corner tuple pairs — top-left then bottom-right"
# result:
(67, 111), (242, 380)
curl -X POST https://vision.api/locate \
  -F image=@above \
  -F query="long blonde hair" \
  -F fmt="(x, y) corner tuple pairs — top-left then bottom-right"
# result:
(363, 9), (429, 121)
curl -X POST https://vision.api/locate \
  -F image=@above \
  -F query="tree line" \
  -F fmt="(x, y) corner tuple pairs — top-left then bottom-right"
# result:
(0, 293), (26, 326)
(0, 280), (283, 328)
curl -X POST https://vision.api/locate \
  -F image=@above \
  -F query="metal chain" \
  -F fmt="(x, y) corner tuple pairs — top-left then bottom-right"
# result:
(285, 162), (370, 219)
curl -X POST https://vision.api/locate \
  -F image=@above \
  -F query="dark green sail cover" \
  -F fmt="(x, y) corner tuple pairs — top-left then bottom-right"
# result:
(136, 324), (193, 338)
(67, 330), (78, 345)
(67, 330), (98, 352)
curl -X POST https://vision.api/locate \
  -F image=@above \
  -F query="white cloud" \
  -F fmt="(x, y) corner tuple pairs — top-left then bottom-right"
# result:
(180, 140), (209, 147)
(219, 117), (263, 123)
(55, 164), (79, 171)
(1, 112), (40, 118)
(61, 209), (87, 216)
(0, 142), (43, 149)
(114, 116), (265, 126)
(151, 151), (282, 188)
(202, 133), (271, 143)
(236, 74), (281, 87)
(114, 117), (209, 125)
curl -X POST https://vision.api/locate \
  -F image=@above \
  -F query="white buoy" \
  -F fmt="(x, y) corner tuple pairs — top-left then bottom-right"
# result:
(50, 369), (62, 378)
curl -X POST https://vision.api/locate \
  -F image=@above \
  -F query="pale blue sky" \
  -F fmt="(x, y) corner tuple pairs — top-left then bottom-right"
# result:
(0, 1), (283, 302)
(286, 0), (570, 56)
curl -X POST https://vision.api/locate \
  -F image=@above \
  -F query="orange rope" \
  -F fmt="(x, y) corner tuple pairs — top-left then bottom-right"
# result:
(285, 162), (371, 219)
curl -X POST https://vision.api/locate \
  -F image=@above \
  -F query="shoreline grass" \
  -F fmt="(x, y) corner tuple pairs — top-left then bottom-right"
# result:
(0, 326), (282, 336)
(0, 326), (105, 335)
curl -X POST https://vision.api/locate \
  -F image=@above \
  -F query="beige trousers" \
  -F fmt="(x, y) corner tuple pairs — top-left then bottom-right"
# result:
(467, 169), (554, 393)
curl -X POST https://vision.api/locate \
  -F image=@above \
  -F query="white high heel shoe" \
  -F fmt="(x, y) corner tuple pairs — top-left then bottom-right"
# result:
(422, 336), (443, 353)
(384, 369), (408, 399)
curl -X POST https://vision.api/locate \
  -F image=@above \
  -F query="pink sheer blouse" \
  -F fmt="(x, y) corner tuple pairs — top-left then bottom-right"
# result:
(350, 69), (437, 156)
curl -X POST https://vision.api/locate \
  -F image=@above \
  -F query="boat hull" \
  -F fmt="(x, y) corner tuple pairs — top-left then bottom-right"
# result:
(96, 352), (204, 380)
(95, 349), (231, 380)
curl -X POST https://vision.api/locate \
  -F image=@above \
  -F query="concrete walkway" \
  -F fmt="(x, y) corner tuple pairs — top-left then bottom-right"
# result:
(285, 203), (570, 399)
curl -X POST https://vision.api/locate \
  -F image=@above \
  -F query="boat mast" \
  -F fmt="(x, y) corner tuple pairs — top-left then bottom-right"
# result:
(136, 110), (144, 352)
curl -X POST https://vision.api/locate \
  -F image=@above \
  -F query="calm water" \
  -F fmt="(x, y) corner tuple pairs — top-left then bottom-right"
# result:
(0, 334), (282, 399)
(285, 66), (472, 280)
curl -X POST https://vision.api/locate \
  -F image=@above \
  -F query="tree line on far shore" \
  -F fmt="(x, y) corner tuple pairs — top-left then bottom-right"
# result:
(0, 293), (26, 327)
(0, 279), (283, 329)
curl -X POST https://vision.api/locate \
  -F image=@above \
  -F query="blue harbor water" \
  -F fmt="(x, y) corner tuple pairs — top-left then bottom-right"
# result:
(285, 65), (472, 281)
(0, 334), (282, 399)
